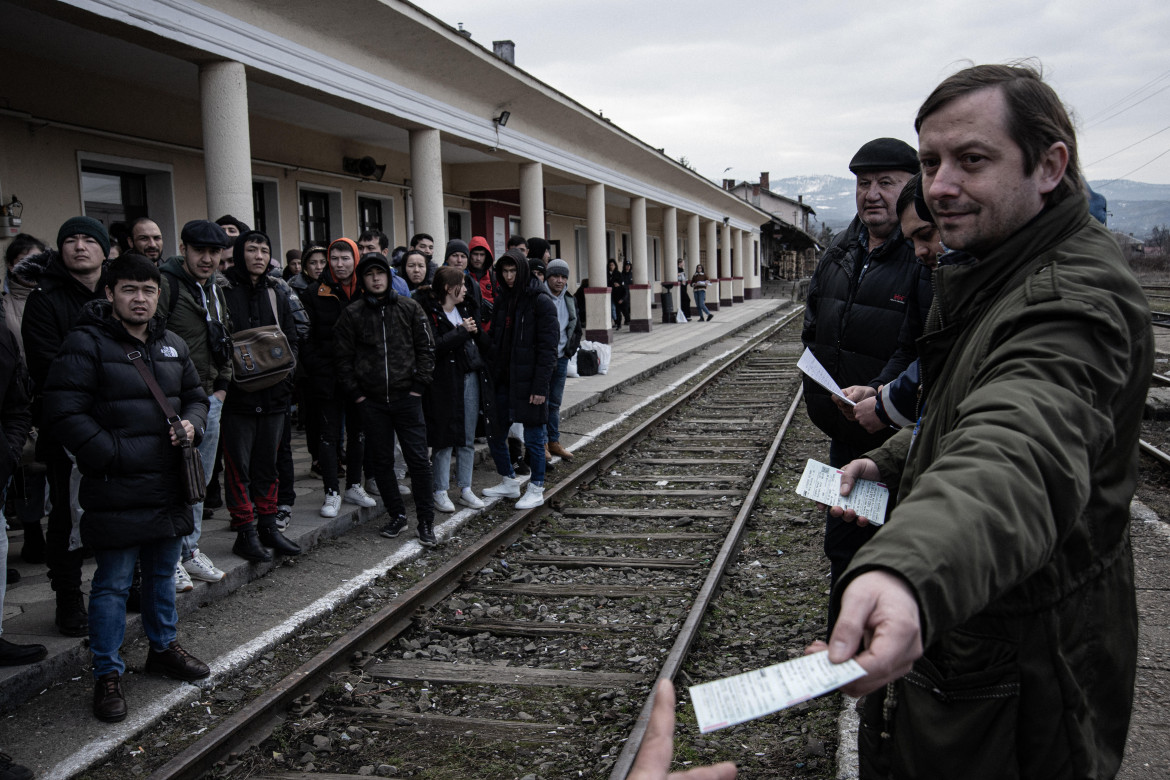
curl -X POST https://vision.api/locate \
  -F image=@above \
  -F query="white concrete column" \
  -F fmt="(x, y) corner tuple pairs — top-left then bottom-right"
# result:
(719, 220), (733, 307)
(200, 62), (253, 223)
(746, 233), (762, 299)
(629, 196), (651, 332)
(409, 128), (445, 248)
(519, 162), (544, 240)
(732, 227), (745, 303)
(704, 219), (719, 311)
(663, 206), (679, 316)
(585, 183), (611, 342)
(687, 213), (700, 278)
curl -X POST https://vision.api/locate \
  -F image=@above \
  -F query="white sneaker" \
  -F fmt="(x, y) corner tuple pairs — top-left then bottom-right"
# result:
(174, 561), (194, 593)
(483, 476), (522, 498)
(433, 490), (456, 513)
(184, 549), (225, 583)
(365, 478), (381, 497)
(515, 483), (545, 510)
(320, 490), (341, 518)
(459, 488), (485, 509)
(397, 476), (412, 496)
(343, 484), (377, 508)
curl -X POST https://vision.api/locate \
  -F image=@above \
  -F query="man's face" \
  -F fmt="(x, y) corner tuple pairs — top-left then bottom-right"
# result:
(330, 248), (355, 283)
(131, 220), (164, 261)
(532, 268), (545, 282)
(446, 251), (468, 271)
(898, 211), (944, 270)
(855, 169), (911, 241)
(470, 248), (488, 270)
(181, 244), (223, 282)
(539, 248), (551, 262)
(515, 243), (529, 257)
(242, 240), (271, 280)
(918, 86), (1063, 257)
(358, 238), (386, 257)
(364, 267), (389, 295)
(221, 223), (240, 240)
(413, 238), (434, 258)
(106, 278), (159, 325)
(61, 234), (106, 275)
(499, 263), (517, 288)
(547, 274), (567, 296)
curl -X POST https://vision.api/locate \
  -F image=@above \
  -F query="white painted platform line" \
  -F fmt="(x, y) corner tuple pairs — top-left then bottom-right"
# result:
(836, 695), (860, 779)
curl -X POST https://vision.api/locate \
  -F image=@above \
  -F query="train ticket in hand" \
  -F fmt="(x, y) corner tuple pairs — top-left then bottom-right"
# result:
(689, 651), (866, 733)
(797, 348), (854, 406)
(795, 459), (889, 525)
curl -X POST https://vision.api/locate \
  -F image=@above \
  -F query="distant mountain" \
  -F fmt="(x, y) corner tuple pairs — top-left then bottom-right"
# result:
(767, 175), (1170, 240)
(1087, 180), (1170, 239)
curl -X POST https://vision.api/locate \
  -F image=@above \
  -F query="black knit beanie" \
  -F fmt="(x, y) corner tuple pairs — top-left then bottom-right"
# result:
(56, 216), (110, 257)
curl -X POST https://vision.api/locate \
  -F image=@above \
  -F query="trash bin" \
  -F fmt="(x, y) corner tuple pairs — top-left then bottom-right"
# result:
(660, 283), (676, 323)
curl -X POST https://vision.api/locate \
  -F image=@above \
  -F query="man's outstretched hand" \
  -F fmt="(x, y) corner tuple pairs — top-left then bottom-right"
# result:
(805, 570), (924, 697)
(629, 678), (738, 780)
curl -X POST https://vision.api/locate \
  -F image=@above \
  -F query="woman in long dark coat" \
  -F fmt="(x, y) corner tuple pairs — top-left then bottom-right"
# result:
(417, 267), (494, 512)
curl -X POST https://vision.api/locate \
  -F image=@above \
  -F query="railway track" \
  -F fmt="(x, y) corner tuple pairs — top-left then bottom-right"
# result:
(147, 311), (808, 779)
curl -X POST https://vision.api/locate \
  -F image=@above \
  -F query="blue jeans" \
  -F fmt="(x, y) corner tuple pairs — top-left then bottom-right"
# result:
(183, 394), (222, 560)
(487, 389), (547, 486)
(432, 372), (478, 491)
(547, 356), (569, 443)
(694, 289), (712, 318)
(90, 536), (182, 677)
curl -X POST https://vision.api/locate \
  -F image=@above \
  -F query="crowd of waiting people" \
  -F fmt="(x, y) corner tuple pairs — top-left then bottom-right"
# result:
(0, 214), (586, 730)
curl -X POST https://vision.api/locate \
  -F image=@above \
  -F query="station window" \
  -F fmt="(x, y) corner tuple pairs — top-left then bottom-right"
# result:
(299, 185), (341, 248)
(79, 154), (176, 254)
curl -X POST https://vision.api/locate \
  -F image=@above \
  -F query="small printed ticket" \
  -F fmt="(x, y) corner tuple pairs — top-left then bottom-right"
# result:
(795, 459), (889, 526)
(797, 348), (854, 406)
(689, 651), (867, 733)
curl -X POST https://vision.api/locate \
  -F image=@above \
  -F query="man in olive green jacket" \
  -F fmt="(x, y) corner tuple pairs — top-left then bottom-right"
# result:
(158, 220), (234, 588)
(817, 64), (1152, 779)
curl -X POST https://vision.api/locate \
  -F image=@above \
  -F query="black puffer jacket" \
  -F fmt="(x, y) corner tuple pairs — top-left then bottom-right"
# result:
(42, 300), (208, 549)
(300, 266), (363, 400)
(415, 287), (495, 450)
(21, 251), (105, 420)
(333, 290), (435, 403)
(801, 216), (930, 452)
(0, 324), (31, 488)
(489, 250), (558, 429)
(221, 266), (299, 414)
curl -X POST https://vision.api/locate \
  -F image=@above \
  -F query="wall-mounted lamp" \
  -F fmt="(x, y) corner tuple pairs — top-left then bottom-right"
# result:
(494, 111), (511, 127)
(0, 195), (23, 236)
(722, 216), (730, 226)
(342, 156), (386, 182)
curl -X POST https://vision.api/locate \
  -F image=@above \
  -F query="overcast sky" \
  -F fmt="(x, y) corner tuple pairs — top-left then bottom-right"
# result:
(421, 0), (1170, 188)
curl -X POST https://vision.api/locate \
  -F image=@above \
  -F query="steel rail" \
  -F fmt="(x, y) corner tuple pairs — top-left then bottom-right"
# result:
(1140, 439), (1170, 470)
(151, 308), (805, 779)
(608, 381), (805, 779)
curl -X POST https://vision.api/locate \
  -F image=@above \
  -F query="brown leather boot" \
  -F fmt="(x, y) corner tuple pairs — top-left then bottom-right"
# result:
(548, 441), (574, 461)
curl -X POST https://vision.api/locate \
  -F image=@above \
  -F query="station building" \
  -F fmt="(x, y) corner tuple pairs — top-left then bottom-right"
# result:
(0, 0), (774, 342)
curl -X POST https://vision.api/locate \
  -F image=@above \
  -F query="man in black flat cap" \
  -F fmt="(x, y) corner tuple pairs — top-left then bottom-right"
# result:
(800, 137), (931, 592)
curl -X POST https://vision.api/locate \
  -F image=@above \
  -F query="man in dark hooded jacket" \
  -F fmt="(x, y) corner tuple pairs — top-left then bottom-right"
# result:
(43, 254), (210, 723)
(22, 216), (109, 636)
(220, 230), (302, 562)
(482, 249), (558, 510)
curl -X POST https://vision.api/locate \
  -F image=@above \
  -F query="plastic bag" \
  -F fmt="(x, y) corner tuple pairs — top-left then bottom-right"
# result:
(594, 341), (612, 374)
(566, 352), (579, 378)
(676, 308), (688, 323)
(577, 348), (599, 376)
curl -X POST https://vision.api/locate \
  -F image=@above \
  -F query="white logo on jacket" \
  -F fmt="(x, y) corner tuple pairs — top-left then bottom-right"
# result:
(160, 345), (179, 358)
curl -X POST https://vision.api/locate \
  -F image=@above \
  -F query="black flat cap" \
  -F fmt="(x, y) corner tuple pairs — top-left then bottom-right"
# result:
(180, 219), (231, 248)
(849, 138), (920, 175)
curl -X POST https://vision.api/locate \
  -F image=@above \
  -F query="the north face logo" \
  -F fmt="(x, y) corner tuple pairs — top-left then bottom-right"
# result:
(160, 345), (179, 357)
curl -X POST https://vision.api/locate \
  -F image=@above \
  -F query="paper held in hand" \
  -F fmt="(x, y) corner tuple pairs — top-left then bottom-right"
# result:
(797, 347), (855, 406)
(795, 459), (889, 526)
(690, 651), (866, 733)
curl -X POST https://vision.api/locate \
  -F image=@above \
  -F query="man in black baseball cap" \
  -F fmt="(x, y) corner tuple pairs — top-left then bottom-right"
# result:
(801, 137), (931, 593)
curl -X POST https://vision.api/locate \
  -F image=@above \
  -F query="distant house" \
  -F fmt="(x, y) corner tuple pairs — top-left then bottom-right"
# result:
(725, 174), (820, 280)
